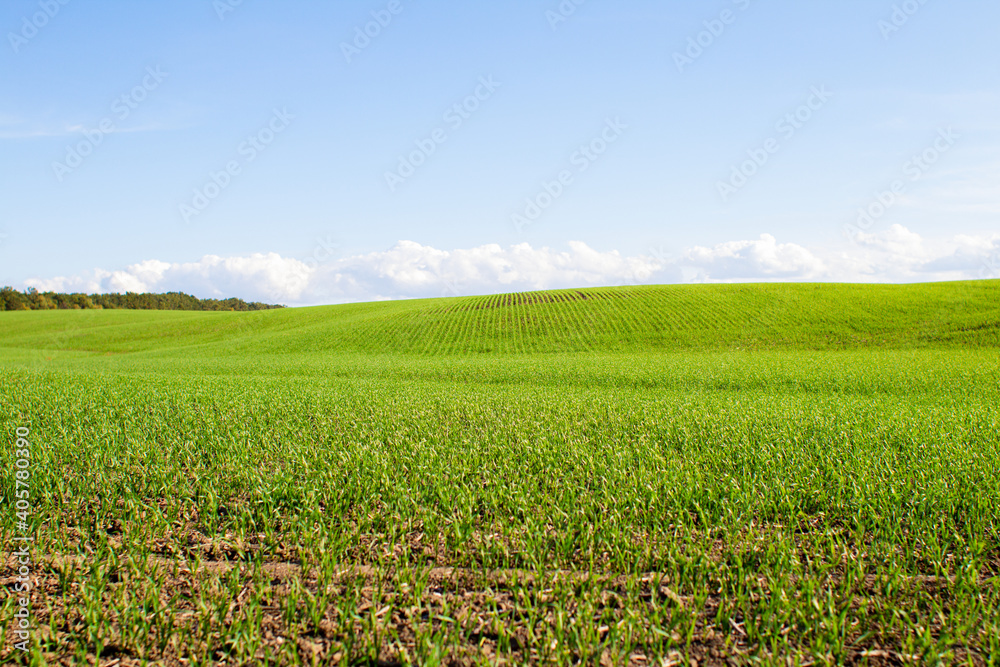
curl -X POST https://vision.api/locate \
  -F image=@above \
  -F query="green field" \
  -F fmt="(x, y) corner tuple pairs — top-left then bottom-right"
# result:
(2, 282), (999, 665)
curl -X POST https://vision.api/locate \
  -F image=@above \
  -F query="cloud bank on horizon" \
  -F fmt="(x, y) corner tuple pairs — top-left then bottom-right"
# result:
(25, 226), (1000, 307)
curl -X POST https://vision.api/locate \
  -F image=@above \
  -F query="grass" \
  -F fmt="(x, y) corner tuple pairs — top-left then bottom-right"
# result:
(1, 282), (999, 665)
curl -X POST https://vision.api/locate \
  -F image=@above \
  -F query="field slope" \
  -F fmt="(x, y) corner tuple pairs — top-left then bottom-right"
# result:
(1, 282), (999, 666)
(0, 281), (998, 359)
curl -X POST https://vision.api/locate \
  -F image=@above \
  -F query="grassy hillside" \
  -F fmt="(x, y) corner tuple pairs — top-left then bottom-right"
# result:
(2, 281), (999, 664)
(1, 281), (998, 358)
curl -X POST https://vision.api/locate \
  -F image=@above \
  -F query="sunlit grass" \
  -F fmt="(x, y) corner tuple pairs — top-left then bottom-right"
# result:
(2, 283), (999, 664)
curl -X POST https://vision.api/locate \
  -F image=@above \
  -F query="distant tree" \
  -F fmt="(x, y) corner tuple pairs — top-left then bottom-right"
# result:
(0, 288), (284, 312)
(0, 286), (28, 311)
(24, 287), (56, 310)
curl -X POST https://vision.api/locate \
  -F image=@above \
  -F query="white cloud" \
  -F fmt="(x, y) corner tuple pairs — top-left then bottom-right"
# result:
(307, 240), (667, 304)
(833, 225), (1000, 282)
(852, 223), (925, 256)
(21, 229), (1000, 306)
(683, 234), (825, 282)
(26, 253), (312, 303)
(0, 116), (174, 140)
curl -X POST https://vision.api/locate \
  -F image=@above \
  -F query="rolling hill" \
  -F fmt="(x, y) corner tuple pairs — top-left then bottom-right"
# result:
(0, 281), (998, 358)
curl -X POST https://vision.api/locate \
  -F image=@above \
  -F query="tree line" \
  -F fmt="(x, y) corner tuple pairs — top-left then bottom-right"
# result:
(0, 287), (285, 312)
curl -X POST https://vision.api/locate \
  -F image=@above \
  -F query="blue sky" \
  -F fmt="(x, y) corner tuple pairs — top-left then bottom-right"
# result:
(1, 0), (998, 304)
